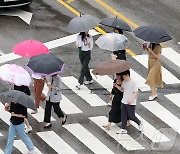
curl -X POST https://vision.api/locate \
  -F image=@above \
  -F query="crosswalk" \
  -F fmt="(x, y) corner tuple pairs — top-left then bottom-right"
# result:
(0, 35), (180, 153)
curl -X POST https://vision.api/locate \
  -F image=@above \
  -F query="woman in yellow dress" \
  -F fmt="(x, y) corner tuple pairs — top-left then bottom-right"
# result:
(144, 43), (163, 100)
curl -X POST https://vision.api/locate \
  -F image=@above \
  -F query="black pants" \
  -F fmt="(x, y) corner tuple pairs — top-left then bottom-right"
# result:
(78, 51), (92, 85)
(44, 100), (64, 123)
(121, 103), (140, 129)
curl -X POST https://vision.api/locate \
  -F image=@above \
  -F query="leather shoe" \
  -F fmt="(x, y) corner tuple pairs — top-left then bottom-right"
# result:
(62, 116), (67, 125)
(43, 123), (52, 128)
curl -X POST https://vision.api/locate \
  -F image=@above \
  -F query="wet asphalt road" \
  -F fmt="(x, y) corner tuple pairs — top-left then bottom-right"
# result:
(0, 0), (180, 153)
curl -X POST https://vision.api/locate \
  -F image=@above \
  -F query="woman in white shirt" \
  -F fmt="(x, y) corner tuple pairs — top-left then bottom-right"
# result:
(75, 31), (93, 89)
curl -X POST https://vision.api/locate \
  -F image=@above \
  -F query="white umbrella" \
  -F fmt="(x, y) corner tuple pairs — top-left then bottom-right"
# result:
(95, 33), (129, 51)
(0, 64), (31, 86)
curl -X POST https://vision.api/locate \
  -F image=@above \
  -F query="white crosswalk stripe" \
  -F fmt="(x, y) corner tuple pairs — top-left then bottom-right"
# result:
(0, 133), (3, 136)
(0, 149), (3, 154)
(14, 140), (42, 154)
(164, 93), (180, 108)
(141, 101), (180, 135)
(62, 76), (108, 106)
(89, 116), (145, 151)
(63, 123), (115, 154)
(37, 131), (78, 154)
(0, 103), (11, 125)
(133, 55), (180, 84)
(162, 48), (180, 68)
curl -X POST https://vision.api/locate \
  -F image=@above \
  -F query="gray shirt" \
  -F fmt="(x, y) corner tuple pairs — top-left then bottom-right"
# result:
(46, 75), (62, 103)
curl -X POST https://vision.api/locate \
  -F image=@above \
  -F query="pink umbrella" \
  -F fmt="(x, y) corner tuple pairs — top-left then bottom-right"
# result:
(0, 64), (31, 86)
(12, 40), (50, 58)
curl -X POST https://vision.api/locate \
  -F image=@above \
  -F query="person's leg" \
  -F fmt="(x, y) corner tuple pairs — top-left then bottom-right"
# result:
(53, 103), (67, 124)
(44, 100), (53, 124)
(16, 123), (35, 152)
(127, 105), (140, 125)
(24, 118), (32, 133)
(4, 123), (16, 154)
(121, 104), (128, 129)
(150, 87), (157, 96)
(78, 52), (85, 85)
(35, 79), (45, 108)
(84, 52), (92, 81)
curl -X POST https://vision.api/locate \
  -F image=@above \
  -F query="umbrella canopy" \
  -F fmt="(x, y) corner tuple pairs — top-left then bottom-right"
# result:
(133, 26), (173, 43)
(100, 17), (132, 32)
(26, 54), (64, 76)
(92, 60), (131, 75)
(12, 40), (50, 58)
(95, 33), (129, 51)
(0, 64), (31, 86)
(1, 90), (36, 111)
(66, 14), (100, 34)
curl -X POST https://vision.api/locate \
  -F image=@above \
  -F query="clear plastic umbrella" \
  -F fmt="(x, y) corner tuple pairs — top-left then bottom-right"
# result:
(95, 33), (129, 51)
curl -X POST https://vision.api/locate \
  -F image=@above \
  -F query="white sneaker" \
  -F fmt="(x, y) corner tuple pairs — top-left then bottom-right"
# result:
(107, 101), (112, 106)
(116, 129), (127, 134)
(148, 94), (158, 101)
(138, 121), (143, 132)
(75, 84), (81, 89)
(84, 80), (93, 85)
(25, 126), (32, 133)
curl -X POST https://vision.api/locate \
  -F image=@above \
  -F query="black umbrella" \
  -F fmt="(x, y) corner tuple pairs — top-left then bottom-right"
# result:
(66, 14), (100, 34)
(100, 17), (132, 32)
(133, 26), (173, 43)
(27, 54), (64, 76)
(1, 90), (36, 111)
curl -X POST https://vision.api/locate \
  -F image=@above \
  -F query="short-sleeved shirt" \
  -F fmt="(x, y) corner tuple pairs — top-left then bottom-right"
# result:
(121, 79), (138, 105)
(76, 34), (93, 51)
(10, 102), (27, 125)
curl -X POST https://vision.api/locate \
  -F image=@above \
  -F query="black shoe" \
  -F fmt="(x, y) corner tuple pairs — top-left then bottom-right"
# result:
(43, 123), (52, 128)
(62, 116), (67, 125)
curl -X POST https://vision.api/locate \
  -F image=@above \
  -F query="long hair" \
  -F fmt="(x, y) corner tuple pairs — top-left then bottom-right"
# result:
(79, 32), (89, 41)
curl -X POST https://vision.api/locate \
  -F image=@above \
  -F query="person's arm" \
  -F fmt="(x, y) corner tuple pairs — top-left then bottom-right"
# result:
(47, 77), (62, 90)
(113, 83), (124, 92)
(127, 91), (138, 105)
(11, 112), (26, 118)
(147, 48), (161, 59)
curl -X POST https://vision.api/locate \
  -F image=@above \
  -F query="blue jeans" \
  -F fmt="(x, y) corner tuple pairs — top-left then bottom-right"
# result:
(5, 122), (34, 154)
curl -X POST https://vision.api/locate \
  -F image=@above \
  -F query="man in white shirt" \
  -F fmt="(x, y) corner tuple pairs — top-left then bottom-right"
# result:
(115, 70), (143, 134)
(75, 31), (93, 89)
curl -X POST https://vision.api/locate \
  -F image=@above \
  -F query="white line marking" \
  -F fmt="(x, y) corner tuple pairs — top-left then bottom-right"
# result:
(0, 103), (11, 125)
(89, 116), (145, 151)
(37, 131), (78, 154)
(165, 93), (180, 108)
(134, 55), (180, 84)
(0, 8), (33, 25)
(64, 123), (115, 154)
(90, 71), (112, 93)
(62, 76), (107, 106)
(0, 133), (3, 136)
(141, 101), (180, 135)
(133, 114), (170, 143)
(0, 149), (3, 154)
(0, 29), (99, 64)
(14, 140), (42, 154)
(0, 53), (21, 64)
(0, 49), (5, 55)
(162, 48), (180, 68)
(43, 84), (83, 114)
